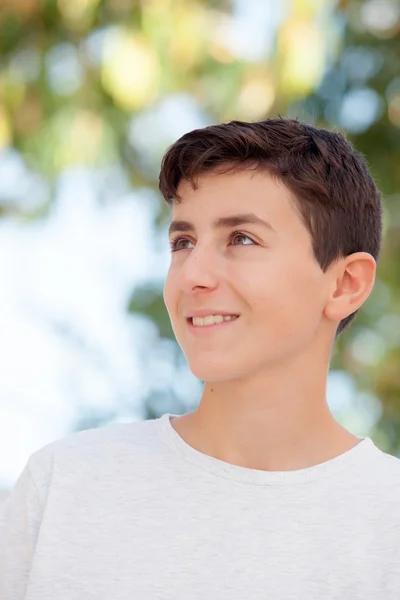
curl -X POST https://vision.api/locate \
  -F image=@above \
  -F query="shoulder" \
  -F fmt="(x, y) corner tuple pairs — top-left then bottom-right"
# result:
(358, 439), (400, 498)
(374, 444), (400, 478)
(369, 441), (400, 473)
(27, 417), (162, 490)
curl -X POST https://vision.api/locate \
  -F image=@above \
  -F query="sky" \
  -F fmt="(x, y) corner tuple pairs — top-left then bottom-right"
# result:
(0, 169), (161, 486)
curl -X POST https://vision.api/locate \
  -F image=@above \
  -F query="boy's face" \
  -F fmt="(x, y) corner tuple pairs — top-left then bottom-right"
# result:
(163, 168), (331, 382)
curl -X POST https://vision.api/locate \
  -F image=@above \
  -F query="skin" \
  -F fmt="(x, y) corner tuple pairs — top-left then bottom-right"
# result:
(163, 168), (377, 471)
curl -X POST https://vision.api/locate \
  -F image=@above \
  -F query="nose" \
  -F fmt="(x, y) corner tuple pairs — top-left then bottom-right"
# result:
(177, 244), (220, 294)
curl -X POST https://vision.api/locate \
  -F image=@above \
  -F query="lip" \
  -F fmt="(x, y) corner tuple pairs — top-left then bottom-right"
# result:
(186, 315), (240, 335)
(184, 310), (240, 318)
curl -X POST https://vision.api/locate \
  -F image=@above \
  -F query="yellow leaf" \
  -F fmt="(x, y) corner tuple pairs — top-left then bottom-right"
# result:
(388, 93), (400, 128)
(237, 76), (276, 120)
(278, 19), (325, 96)
(58, 0), (101, 29)
(0, 106), (12, 149)
(102, 29), (160, 111)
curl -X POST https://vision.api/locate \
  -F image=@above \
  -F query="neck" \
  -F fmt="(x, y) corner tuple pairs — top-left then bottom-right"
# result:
(171, 355), (359, 472)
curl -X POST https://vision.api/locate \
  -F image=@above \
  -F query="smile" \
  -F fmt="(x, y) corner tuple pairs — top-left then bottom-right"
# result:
(191, 315), (239, 327)
(186, 315), (240, 334)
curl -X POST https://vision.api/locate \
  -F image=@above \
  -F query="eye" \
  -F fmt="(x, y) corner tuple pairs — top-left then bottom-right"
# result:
(169, 236), (194, 252)
(169, 231), (257, 252)
(230, 232), (256, 246)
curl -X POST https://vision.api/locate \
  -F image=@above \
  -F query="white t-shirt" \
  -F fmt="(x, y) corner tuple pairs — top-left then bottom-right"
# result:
(1, 413), (400, 599)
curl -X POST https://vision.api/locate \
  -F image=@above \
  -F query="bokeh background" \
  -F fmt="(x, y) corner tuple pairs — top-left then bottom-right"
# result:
(1, 0), (400, 498)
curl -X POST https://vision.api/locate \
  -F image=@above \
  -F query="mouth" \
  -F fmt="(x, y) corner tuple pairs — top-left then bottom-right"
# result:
(186, 315), (240, 332)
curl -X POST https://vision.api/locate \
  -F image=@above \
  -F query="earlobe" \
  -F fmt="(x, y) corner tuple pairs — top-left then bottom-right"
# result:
(324, 252), (377, 323)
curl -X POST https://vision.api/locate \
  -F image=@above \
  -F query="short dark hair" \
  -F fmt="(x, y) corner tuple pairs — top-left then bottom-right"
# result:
(159, 118), (383, 337)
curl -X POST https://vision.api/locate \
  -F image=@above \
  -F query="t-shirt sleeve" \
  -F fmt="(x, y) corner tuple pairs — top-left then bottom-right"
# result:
(0, 457), (48, 600)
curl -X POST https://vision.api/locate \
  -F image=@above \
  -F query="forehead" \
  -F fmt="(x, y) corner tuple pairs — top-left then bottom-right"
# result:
(170, 170), (316, 256)
(172, 169), (302, 229)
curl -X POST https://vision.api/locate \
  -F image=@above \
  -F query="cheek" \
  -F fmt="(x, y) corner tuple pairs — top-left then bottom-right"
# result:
(247, 266), (319, 320)
(163, 266), (187, 329)
(278, 269), (325, 327)
(163, 272), (175, 316)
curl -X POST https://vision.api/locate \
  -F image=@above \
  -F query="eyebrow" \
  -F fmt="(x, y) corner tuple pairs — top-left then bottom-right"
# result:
(168, 212), (276, 237)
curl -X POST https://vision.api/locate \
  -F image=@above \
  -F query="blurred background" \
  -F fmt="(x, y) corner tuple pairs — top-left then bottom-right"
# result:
(0, 0), (399, 499)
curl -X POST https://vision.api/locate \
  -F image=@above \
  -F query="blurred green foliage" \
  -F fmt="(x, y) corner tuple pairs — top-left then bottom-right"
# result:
(1, 0), (400, 453)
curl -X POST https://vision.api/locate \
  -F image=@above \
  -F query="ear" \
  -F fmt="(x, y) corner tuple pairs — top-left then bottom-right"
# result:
(324, 252), (377, 324)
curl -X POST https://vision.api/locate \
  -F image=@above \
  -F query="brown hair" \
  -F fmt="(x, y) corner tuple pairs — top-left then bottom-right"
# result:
(159, 118), (383, 337)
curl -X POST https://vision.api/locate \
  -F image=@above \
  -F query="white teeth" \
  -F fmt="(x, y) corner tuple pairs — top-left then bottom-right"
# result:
(204, 315), (222, 326)
(191, 315), (238, 327)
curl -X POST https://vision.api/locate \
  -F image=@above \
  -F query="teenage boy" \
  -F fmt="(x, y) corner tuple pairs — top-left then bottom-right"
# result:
(1, 118), (399, 599)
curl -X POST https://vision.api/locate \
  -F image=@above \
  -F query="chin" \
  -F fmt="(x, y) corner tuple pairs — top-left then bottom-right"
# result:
(186, 357), (247, 384)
